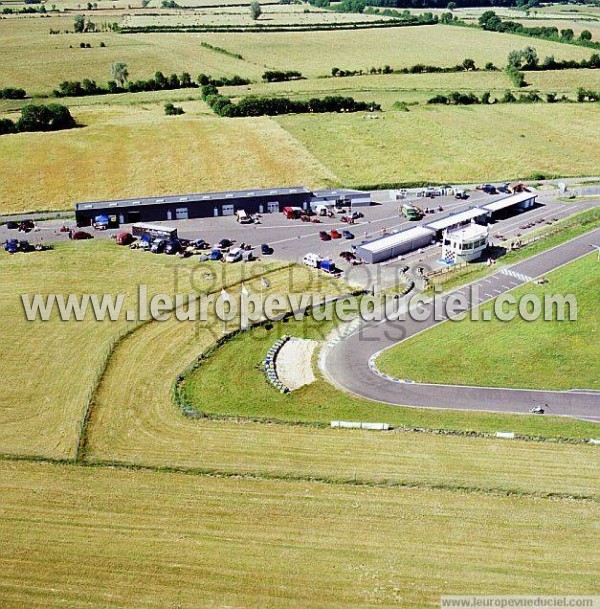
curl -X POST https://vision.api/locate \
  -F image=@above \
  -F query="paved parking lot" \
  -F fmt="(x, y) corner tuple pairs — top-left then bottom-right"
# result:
(1, 188), (598, 290)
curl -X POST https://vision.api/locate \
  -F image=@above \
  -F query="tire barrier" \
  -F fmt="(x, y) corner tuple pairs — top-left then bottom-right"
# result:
(263, 335), (291, 394)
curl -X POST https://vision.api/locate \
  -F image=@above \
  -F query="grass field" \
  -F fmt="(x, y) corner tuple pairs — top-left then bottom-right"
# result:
(0, 19), (592, 92)
(276, 103), (600, 187)
(0, 110), (336, 213)
(122, 4), (393, 28)
(378, 254), (599, 390)
(2, 100), (600, 214)
(0, 240), (292, 458)
(1, 460), (598, 609)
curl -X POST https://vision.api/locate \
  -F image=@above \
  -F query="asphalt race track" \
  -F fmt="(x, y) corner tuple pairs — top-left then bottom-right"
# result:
(324, 228), (600, 422)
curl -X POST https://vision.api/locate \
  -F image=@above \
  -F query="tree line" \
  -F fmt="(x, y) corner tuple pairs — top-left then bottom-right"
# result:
(0, 104), (75, 136)
(53, 69), (251, 98)
(200, 85), (381, 117)
(426, 88), (600, 106)
(478, 11), (596, 48)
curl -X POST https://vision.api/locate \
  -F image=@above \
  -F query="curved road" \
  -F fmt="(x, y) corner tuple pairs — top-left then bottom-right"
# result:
(324, 228), (600, 422)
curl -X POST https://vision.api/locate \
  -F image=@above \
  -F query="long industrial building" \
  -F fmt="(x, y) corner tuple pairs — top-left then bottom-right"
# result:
(355, 191), (537, 264)
(75, 187), (371, 226)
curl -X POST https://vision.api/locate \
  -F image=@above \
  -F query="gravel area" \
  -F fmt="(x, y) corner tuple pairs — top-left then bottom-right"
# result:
(276, 338), (318, 391)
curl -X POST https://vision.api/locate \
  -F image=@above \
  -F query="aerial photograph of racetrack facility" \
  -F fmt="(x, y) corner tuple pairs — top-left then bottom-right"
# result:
(1, 0), (600, 606)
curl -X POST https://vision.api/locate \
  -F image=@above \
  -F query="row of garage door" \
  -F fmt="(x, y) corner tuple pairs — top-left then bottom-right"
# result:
(164, 201), (282, 221)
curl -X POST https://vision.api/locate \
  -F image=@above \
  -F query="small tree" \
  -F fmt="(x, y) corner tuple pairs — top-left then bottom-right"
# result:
(462, 58), (476, 71)
(249, 1), (261, 20)
(447, 1), (456, 10)
(164, 102), (184, 115)
(111, 62), (129, 87)
(580, 30), (592, 42)
(560, 28), (574, 41)
(74, 14), (85, 32)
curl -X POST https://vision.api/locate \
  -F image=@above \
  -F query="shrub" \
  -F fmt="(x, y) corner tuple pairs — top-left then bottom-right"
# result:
(0, 87), (26, 100)
(164, 102), (184, 115)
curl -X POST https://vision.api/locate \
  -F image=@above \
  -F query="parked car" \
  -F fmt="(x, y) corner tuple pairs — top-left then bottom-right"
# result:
(116, 232), (134, 246)
(350, 211), (364, 219)
(19, 240), (33, 252)
(342, 230), (354, 240)
(214, 238), (233, 250)
(164, 240), (181, 255)
(72, 231), (93, 240)
(330, 229), (342, 239)
(302, 253), (322, 268)
(6, 221), (18, 230)
(198, 253), (210, 262)
(319, 231), (331, 241)
(225, 247), (243, 263)
(18, 220), (35, 233)
(209, 248), (223, 261)
(192, 239), (208, 250)
(150, 239), (167, 254)
(339, 251), (356, 262)
(4, 239), (19, 254)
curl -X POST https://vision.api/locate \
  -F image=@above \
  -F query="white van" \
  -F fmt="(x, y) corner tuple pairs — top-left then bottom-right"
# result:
(236, 210), (252, 224)
(302, 253), (322, 268)
(225, 247), (243, 263)
(315, 205), (329, 216)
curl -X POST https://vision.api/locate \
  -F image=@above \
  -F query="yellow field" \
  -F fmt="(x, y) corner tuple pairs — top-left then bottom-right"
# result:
(200, 24), (592, 78)
(1, 460), (597, 609)
(122, 4), (392, 28)
(276, 103), (600, 186)
(0, 240), (291, 459)
(0, 18), (593, 93)
(0, 108), (336, 213)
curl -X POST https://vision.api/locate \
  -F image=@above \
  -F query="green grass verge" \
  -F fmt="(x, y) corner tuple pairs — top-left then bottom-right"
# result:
(378, 253), (599, 391)
(182, 304), (600, 440)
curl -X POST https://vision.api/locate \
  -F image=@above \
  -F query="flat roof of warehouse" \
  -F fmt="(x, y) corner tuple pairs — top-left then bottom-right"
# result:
(482, 191), (536, 213)
(312, 188), (369, 197)
(75, 186), (312, 211)
(358, 226), (434, 255)
(425, 207), (488, 232)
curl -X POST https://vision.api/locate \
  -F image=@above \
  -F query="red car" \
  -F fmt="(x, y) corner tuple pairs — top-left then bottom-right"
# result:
(319, 231), (331, 241)
(330, 229), (342, 239)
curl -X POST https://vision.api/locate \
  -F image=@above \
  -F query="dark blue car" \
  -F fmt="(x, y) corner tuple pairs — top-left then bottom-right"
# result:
(4, 239), (19, 254)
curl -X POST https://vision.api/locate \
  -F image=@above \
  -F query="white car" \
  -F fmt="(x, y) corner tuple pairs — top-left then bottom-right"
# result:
(224, 247), (243, 263)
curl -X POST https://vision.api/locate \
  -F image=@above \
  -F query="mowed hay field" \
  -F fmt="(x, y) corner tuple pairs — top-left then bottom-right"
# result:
(0, 240), (288, 459)
(83, 274), (600, 498)
(1, 461), (598, 609)
(0, 109), (337, 213)
(200, 25), (592, 78)
(378, 254), (600, 390)
(0, 19), (593, 92)
(276, 103), (600, 186)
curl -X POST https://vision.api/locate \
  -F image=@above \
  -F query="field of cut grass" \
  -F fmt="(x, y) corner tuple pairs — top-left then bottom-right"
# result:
(200, 24), (592, 78)
(0, 16), (264, 94)
(0, 240), (288, 459)
(276, 103), (600, 187)
(378, 253), (600, 390)
(82, 279), (600, 497)
(123, 4), (392, 28)
(221, 67), (600, 109)
(0, 109), (336, 213)
(1, 460), (598, 609)
(0, 18), (593, 93)
(182, 305), (600, 441)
